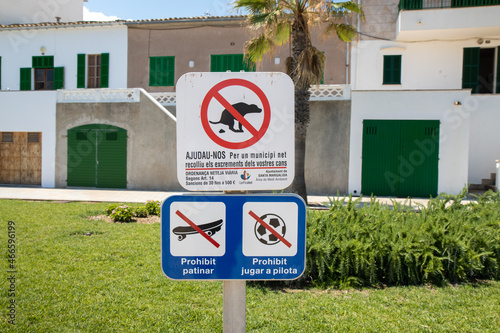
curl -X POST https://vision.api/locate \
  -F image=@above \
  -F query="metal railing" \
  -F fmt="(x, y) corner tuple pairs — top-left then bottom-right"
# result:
(151, 85), (351, 106)
(399, 0), (500, 10)
(57, 85), (351, 106)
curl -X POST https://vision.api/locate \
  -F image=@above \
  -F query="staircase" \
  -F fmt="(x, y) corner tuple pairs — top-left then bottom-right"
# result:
(468, 173), (497, 193)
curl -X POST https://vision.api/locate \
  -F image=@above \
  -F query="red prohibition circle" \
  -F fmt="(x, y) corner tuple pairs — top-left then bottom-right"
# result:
(201, 78), (271, 149)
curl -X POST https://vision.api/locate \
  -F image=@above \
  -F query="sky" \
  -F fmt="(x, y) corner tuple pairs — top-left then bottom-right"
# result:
(84, 0), (237, 21)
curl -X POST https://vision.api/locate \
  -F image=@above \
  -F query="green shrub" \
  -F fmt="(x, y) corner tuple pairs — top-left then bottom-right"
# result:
(134, 206), (148, 218)
(105, 203), (120, 216)
(145, 200), (160, 216)
(301, 189), (500, 288)
(109, 205), (135, 222)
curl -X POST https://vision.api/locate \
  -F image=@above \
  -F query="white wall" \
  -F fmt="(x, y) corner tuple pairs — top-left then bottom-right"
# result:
(397, 6), (500, 41)
(0, 91), (57, 187)
(468, 94), (500, 184)
(351, 39), (500, 91)
(0, 24), (128, 90)
(349, 90), (472, 196)
(0, 0), (83, 25)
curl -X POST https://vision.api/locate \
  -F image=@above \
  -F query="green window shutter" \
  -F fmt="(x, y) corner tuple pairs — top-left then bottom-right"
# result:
(54, 67), (64, 89)
(149, 56), (175, 86)
(383, 55), (402, 85)
(100, 53), (109, 88)
(149, 57), (157, 86)
(320, 51), (325, 84)
(20, 68), (31, 90)
(32, 56), (54, 69)
(462, 47), (480, 93)
(497, 46), (500, 94)
(77, 54), (86, 88)
(210, 55), (220, 72)
(164, 57), (175, 86)
(211, 54), (255, 72)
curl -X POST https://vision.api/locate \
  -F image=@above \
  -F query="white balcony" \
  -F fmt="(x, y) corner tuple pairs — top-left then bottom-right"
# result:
(397, 5), (500, 41)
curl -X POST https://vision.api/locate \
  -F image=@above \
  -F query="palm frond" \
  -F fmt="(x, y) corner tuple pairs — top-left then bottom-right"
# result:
(273, 20), (291, 45)
(233, 0), (273, 14)
(327, 1), (364, 17)
(324, 22), (357, 42)
(244, 34), (276, 62)
(295, 46), (324, 88)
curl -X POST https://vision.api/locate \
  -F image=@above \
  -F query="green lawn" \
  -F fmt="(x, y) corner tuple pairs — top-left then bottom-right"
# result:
(1, 200), (499, 332)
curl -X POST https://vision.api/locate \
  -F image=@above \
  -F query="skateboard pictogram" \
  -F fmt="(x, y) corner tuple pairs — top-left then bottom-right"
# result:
(173, 219), (224, 241)
(174, 210), (221, 248)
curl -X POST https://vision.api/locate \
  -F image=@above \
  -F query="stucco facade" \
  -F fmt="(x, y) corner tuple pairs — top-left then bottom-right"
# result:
(127, 17), (349, 92)
(349, 1), (500, 196)
(55, 90), (181, 191)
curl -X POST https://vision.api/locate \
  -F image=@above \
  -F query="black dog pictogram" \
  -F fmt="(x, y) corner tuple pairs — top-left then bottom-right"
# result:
(209, 103), (262, 133)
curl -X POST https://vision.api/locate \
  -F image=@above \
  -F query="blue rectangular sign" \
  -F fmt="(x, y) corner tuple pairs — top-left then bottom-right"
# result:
(161, 194), (306, 280)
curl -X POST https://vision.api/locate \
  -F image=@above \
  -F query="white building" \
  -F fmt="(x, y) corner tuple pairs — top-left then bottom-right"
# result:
(0, 0), (84, 25)
(349, 0), (500, 197)
(0, 1), (128, 187)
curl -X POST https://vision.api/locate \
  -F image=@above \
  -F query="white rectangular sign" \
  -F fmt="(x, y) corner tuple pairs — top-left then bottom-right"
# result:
(176, 72), (294, 191)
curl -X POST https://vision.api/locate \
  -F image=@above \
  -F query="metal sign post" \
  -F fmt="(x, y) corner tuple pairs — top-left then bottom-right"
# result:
(223, 280), (246, 333)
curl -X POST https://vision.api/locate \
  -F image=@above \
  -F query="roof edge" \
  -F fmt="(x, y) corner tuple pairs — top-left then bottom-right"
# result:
(0, 15), (248, 31)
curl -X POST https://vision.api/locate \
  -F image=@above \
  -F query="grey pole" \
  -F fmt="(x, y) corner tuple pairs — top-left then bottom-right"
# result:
(223, 280), (246, 333)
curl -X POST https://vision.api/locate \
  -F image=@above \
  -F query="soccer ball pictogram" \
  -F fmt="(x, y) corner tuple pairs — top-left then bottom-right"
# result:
(254, 214), (286, 245)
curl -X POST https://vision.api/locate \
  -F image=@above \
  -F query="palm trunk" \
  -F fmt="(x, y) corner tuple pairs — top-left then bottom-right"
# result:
(289, 17), (310, 204)
(293, 123), (308, 204)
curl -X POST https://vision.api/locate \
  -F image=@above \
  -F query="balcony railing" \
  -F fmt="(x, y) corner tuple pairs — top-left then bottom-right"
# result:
(399, 0), (500, 10)
(57, 85), (351, 106)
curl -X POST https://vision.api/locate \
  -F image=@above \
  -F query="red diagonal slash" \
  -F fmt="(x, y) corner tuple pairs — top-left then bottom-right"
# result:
(213, 91), (259, 137)
(248, 210), (292, 248)
(175, 210), (220, 248)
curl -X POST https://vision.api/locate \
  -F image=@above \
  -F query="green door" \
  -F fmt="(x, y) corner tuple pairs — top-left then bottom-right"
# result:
(67, 125), (127, 188)
(362, 120), (439, 197)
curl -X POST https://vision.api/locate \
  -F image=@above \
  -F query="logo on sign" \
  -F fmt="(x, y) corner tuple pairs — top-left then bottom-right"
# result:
(241, 171), (251, 180)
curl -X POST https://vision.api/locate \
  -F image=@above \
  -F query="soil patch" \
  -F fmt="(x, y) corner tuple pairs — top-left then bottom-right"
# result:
(89, 214), (160, 224)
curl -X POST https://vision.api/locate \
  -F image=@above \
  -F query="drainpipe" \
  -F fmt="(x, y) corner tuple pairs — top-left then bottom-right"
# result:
(346, 42), (350, 85)
(353, 0), (362, 90)
(496, 160), (500, 192)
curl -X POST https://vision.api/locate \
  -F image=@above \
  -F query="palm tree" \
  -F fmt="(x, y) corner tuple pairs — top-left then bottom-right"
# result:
(233, 0), (363, 203)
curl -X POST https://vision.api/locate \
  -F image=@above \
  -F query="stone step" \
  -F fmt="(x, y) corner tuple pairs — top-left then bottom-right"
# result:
(469, 183), (485, 191)
(485, 184), (498, 192)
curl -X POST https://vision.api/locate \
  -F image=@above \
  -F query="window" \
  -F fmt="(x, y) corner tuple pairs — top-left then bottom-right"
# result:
(383, 55), (402, 85)
(462, 47), (500, 94)
(20, 55), (63, 90)
(2, 132), (13, 143)
(77, 53), (109, 88)
(35, 68), (54, 90)
(88, 54), (101, 88)
(27, 133), (40, 143)
(0, 56), (2, 89)
(149, 56), (175, 87)
(211, 54), (255, 72)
